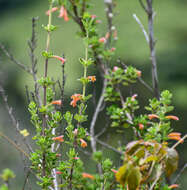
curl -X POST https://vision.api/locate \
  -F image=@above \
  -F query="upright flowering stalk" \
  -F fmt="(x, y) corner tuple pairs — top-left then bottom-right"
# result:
(41, 1), (53, 179)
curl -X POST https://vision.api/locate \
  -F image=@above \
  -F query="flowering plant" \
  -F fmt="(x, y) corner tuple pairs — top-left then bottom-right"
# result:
(0, 0), (186, 190)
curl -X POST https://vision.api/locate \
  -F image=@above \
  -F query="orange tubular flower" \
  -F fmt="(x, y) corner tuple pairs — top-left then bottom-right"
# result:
(110, 47), (116, 52)
(80, 138), (87, 148)
(112, 66), (119, 72)
(88, 76), (96, 83)
(56, 154), (61, 157)
(99, 37), (106, 43)
(168, 132), (181, 137)
(56, 171), (63, 174)
(91, 14), (97, 19)
(136, 70), (142, 77)
(70, 94), (82, 107)
(46, 7), (59, 16)
(82, 172), (95, 180)
(148, 114), (159, 120)
(169, 184), (179, 189)
(105, 32), (110, 39)
(139, 123), (144, 130)
(131, 94), (138, 101)
(168, 133), (184, 143)
(165, 115), (179, 121)
(113, 30), (117, 38)
(73, 157), (79, 160)
(52, 135), (64, 143)
(52, 55), (66, 64)
(111, 169), (118, 174)
(51, 100), (62, 105)
(58, 6), (69, 21)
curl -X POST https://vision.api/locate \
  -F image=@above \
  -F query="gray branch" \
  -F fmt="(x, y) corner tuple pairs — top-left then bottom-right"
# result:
(0, 84), (33, 153)
(0, 43), (32, 74)
(138, 0), (160, 98)
(146, 0), (160, 98)
(133, 14), (149, 44)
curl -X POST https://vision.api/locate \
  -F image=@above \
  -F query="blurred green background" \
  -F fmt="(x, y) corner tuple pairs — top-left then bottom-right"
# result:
(0, 0), (186, 189)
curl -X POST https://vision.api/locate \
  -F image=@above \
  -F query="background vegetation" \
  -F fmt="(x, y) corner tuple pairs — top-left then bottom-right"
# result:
(0, 0), (186, 189)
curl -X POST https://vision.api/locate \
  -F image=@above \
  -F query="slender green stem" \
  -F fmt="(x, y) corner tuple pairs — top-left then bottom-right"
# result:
(42, 2), (53, 178)
(82, 31), (89, 98)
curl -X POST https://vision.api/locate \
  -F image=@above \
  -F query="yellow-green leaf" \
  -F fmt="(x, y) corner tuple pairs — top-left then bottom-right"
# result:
(20, 129), (29, 137)
(127, 166), (141, 190)
(165, 148), (179, 178)
(116, 162), (132, 186)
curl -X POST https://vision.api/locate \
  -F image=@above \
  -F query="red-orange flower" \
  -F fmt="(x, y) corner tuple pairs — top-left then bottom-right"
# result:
(168, 133), (183, 143)
(70, 94), (82, 107)
(56, 171), (63, 174)
(82, 172), (94, 180)
(51, 100), (62, 105)
(139, 123), (144, 130)
(80, 138), (87, 148)
(52, 55), (66, 64)
(136, 70), (142, 77)
(58, 6), (69, 21)
(111, 169), (118, 173)
(148, 114), (159, 120)
(105, 32), (110, 39)
(110, 47), (116, 52)
(112, 66), (119, 72)
(169, 184), (179, 189)
(113, 30), (117, 38)
(73, 157), (79, 160)
(46, 7), (59, 16)
(131, 94), (138, 101)
(52, 135), (64, 142)
(87, 76), (96, 82)
(99, 37), (106, 43)
(165, 115), (179, 121)
(56, 154), (61, 157)
(96, 19), (102, 24)
(91, 14), (97, 19)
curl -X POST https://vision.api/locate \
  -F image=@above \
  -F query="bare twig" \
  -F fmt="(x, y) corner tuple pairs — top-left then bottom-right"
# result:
(133, 14), (149, 44)
(0, 131), (29, 158)
(138, 77), (153, 93)
(81, 0), (86, 16)
(149, 165), (162, 190)
(145, 0), (159, 98)
(28, 17), (42, 107)
(139, 0), (149, 13)
(0, 84), (33, 153)
(96, 138), (123, 155)
(119, 59), (153, 94)
(90, 78), (107, 174)
(25, 85), (31, 103)
(60, 57), (66, 113)
(171, 134), (187, 149)
(0, 43), (32, 74)
(22, 170), (31, 190)
(172, 163), (187, 184)
(69, 0), (86, 34)
(104, 0), (114, 46)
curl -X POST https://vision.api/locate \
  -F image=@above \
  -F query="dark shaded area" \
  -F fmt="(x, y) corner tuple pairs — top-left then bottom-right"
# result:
(0, 0), (37, 13)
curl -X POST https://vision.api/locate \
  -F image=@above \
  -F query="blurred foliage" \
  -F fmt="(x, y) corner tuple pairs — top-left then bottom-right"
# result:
(0, 0), (187, 189)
